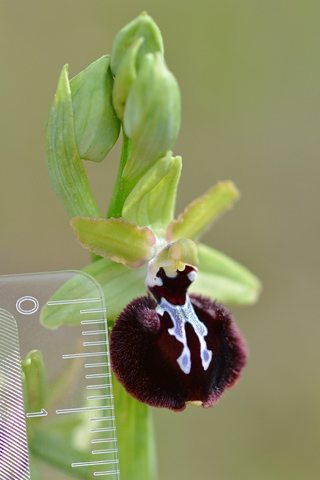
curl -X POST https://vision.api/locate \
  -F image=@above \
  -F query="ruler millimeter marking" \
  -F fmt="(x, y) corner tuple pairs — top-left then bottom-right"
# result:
(0, 271), (120, 480)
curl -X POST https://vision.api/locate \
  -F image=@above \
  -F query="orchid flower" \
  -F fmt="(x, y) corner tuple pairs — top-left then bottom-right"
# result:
(67, 163), (256, 411)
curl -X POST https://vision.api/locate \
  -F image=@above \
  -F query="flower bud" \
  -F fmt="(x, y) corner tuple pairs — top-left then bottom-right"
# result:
(122, 52), (181, 180)
(112, 37), (143, 120)
(21, 350), (48, 415)
(111, 12), (164, 76)
(111, 12), (164, 122)
(70, 55), (120, 162)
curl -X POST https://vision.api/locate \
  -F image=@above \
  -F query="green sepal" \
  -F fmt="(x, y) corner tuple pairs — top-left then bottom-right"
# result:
(190, 243), (262, 305)
(122, 52), (181, 181)
(70, 55), (120, 162)
(111, 11), (164, 75)
(112, 37), (143, 120)
(21, 350), (48, 416)
(40, 260), (146, 329)
(167, 181), (240, 242)
(122, 152), (182, 237)
(71, 217), (156, 268)
(45, 65), (101, 218)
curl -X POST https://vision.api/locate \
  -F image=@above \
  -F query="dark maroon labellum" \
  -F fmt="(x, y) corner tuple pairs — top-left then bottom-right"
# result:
(110, 265), (247, 411)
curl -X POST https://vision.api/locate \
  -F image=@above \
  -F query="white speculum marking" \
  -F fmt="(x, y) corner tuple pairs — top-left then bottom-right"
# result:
(156, 295), (212, 375)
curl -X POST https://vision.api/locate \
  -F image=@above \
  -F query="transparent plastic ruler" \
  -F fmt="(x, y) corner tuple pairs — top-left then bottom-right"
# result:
(0, 271), (120, 480)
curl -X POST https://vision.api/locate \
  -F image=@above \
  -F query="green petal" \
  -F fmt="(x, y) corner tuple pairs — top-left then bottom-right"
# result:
(167, 181), (240, 242)
(190, 243), (262, 305)
(71, 217), (156, 268)
(44, 65), (101, 218)
(122, 152), (182, 237)
(70, 55), (120, 162)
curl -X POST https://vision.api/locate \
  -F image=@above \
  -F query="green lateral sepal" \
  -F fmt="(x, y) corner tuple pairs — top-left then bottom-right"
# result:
(190, 243), (262, 305)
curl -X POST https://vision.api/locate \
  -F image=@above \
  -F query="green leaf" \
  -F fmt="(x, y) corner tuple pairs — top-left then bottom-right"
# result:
(167, 181), (240, 242)
(122, 52), (181, 181)
(122, 152), (182, 237)
(190, 243), (262, 305)
(111, 11), (164, 75)
(40, 260), (147, 329)
(71, 217), (156, 268)
(29, 427), (94, 479)
(29, 456), (41, 480)
(44, 65), (101, 218)
(70, 55), (120, 162)
(40, 270), (106, 329)
(84, 259), (147, 321)
(113, 377), (157, 480)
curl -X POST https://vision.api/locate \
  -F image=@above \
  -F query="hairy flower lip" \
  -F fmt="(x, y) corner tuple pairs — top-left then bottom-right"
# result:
(110, 265), (247, 412)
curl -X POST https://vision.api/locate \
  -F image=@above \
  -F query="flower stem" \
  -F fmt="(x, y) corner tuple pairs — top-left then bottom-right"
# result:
(107, 131), (134, 219)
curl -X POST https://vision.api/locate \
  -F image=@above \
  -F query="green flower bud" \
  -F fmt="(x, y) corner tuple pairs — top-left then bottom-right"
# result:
(21, 350), (48, 415)
(112, 37), (143, 120)
(70, 55), (120, 162)
(111, 12), (164, 76)
(122, 52), (181, 180)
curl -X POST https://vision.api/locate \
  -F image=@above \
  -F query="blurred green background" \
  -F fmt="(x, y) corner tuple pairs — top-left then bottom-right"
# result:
(0, 1), (319, 479)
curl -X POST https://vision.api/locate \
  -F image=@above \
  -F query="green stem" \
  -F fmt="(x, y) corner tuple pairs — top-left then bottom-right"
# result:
(107, 132), (135, 218)
(113, 378), (157, 480)
(100, 131), (158, 478)
(90, 131), (133, 261)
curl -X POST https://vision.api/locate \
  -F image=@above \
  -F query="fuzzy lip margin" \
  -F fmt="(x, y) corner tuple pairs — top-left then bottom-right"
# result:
(110, 292), (247, 412)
